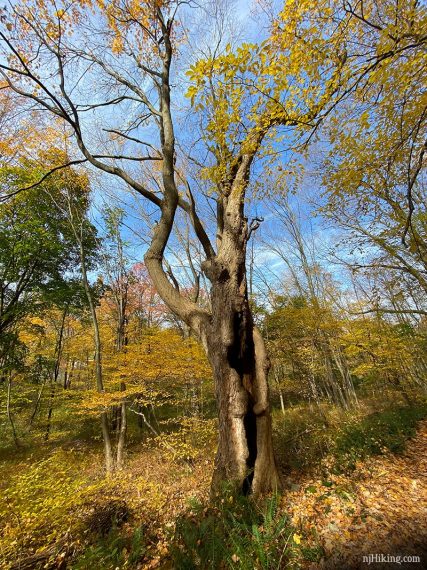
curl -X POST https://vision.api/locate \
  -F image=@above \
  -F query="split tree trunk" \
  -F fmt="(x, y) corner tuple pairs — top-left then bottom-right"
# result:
(207, 323), (279, 495)
(202, 223), (280, 496)
(141, 23), (279, 496)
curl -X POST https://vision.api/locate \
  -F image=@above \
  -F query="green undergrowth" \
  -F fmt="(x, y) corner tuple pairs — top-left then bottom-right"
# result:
(72, 525), (146, 570)
(170, 489), (299, 569)
(2, 395), (426, 569)
(0, 447), (166, 570)
(273, 399), (427, 473)
(72, 488), (313, 570)
(333, 403), (427, 471)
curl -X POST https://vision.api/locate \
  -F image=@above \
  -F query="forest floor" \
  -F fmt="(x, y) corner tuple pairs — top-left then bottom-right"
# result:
(284, 419), (427, 569)
(2, 403), (426, 569)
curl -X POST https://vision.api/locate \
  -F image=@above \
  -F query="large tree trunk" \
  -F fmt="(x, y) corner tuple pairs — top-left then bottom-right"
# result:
(208, 324), (279, 495)
(204, 243), (280, 496)
(142, 23), (278, 496)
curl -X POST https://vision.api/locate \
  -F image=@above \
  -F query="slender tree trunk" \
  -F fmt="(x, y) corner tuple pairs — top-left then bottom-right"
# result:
(279, 390), (285, 415)
(116, 383), (127, 470)
(273, 366), (286, 416)
(45, 307), (68, 442)
(6, 376), (19, 448)
(116, 304), (127, 351)
(80, 247), (103, 392)
(318, 336), (350, 409)
(28, 376), (47, 427)
(79, 241), (114, 474)
(101, 411), (114, 474)
(64, 359), (75, 389)
(44, 381), (56, 442)
(63, 358), (69, 389)
(332, 348), (358, 407)
(137, 403), (144, 429)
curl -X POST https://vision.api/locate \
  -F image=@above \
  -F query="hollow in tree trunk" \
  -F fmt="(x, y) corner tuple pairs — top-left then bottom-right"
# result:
(203, 241), (280, 495)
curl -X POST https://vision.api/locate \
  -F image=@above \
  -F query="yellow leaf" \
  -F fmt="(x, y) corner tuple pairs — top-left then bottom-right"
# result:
(293, 533), (302, 545)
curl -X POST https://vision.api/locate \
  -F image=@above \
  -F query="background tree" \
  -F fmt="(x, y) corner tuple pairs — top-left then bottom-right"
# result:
(0, 157), (86, 366)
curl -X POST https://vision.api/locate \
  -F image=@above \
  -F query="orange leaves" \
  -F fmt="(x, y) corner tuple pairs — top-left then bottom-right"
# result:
(104, 328), (210, 386)
(98, 0), (172, 56)
(284, 420), (427, 566)
(2, 0), (171, 71)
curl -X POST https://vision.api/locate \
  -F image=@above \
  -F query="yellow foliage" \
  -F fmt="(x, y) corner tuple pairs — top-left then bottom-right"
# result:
(0, 449), (168, 565)
(151, 417), (217, 463)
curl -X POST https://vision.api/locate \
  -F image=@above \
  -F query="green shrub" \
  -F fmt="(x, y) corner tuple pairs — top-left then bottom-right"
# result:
(171, 489), (296, 569)
(73, 525), (146, 570)
(272, 405), (337, 472)
(273, 401), (427, 474)
(334, 403), (427, 471)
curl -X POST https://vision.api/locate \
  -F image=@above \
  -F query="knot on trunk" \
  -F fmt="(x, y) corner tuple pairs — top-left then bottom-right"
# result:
(202, 259), (230, 284)
(253, 401), (267, 415)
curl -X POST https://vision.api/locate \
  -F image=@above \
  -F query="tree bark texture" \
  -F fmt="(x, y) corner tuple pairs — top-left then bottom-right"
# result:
(202, 213), (280, 495)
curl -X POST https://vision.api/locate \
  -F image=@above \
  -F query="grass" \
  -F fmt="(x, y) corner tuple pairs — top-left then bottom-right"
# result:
(171, 489), (298, 569)
(273, 399), (427, 473)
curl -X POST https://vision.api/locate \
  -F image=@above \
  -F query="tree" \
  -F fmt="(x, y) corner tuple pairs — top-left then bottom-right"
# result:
(102, 207), (131, 351)
(0, 0), (343, 494)
(261, 195), (357, 409)
(100, 206), (132, 468)
(54, 169), (117, 473)
(1, 0), (410, 493)
(317, 0), (427, 308)
(342, 308), (427, 400)
(0, 158), (86, 362)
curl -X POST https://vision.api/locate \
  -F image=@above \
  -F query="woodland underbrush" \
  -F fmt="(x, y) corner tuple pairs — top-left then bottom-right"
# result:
(272, 391), (427, 473)
(1, 389), (426, 570)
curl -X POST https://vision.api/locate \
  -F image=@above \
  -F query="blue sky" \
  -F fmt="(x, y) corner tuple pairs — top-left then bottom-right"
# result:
(0, 0), (365, 305)
(69, 0), (356, 304)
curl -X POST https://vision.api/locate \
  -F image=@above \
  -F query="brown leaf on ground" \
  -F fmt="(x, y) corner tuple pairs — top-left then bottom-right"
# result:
(283, 420), (427, 569)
